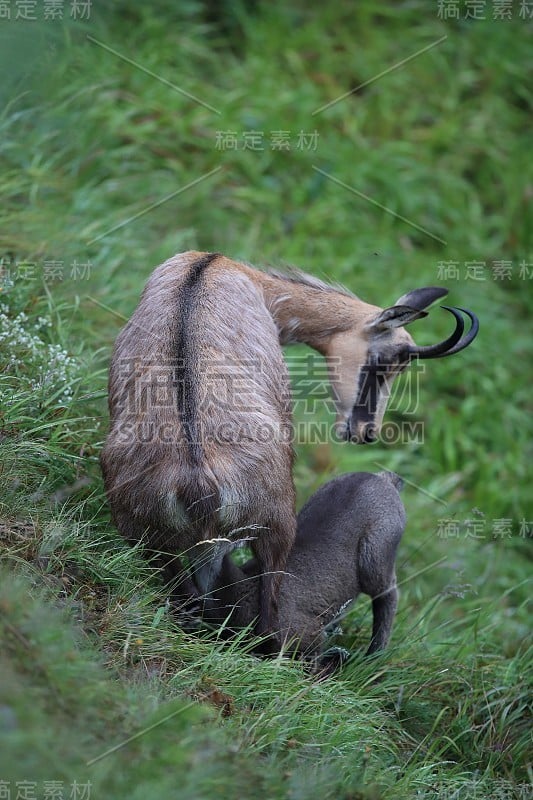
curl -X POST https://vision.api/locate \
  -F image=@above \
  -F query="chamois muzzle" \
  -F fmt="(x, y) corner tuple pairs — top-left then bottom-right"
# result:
(408, 306), (479, 360)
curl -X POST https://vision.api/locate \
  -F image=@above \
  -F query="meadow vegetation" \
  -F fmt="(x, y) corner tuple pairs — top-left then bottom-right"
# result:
(0, 2), (531, 797)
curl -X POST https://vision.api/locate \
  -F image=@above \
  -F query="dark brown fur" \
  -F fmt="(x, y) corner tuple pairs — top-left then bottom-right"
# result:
(202, 471), (406, 661)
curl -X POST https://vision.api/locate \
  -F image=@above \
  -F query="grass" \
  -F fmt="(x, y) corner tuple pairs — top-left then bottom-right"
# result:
(1, 1), (532, 797)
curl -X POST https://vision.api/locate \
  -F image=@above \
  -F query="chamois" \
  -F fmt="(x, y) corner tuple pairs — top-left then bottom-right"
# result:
(100, 250), (478, 646)
(202, 471), (406, 664)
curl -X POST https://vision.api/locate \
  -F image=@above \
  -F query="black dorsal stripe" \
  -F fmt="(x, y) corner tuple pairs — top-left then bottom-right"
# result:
(174, 252), (220, 465)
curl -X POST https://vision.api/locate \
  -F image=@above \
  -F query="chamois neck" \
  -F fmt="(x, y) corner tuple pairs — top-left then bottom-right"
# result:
(241, 265), (363, 354)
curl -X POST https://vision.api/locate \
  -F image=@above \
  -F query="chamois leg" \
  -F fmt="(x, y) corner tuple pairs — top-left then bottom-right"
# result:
(154, 550), (199, 608)
(313, 647), (352, 679)
(358, 530), (402, 655)
(111, 506), (199, 604)
(252, 517), (296, 653)
(366, 583), (398, 655)
(188, 537), (240, 616)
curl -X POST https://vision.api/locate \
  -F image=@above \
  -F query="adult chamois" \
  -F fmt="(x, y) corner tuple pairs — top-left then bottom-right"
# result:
(100, 251), (478, 648)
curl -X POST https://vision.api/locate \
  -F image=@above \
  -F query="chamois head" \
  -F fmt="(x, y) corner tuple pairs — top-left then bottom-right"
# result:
(329, 287), (479, 443)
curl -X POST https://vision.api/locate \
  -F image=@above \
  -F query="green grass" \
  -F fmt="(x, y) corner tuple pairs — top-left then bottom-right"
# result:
(1, 2), (532, 797)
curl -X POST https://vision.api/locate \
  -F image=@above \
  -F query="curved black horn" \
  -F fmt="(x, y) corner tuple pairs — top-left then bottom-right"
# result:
(408, 306), (465, 359)
(434, 306), (479, 356)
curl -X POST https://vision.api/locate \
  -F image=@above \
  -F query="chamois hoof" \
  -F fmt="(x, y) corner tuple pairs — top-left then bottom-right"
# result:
(169, 593), (205, 630)
(313, 646), (351, 679)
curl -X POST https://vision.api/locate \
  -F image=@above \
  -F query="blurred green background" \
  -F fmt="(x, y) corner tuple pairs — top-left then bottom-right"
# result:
(0, 2), (531, 798)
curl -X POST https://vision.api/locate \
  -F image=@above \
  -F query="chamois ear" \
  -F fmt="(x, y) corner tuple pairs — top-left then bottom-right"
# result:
(366, 305), (428, 332)
(394, 286), (448, 311)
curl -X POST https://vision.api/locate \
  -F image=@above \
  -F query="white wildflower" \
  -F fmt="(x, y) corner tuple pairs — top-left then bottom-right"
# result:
(0, 305), (81, 409)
